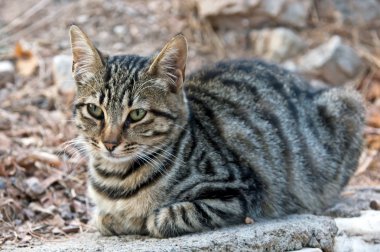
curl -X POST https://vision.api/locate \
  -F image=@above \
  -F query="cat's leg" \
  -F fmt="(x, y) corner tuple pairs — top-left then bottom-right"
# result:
(93, 212), (117, 236)
(146, 198), (247, 238)
(94, 211), (147, 236)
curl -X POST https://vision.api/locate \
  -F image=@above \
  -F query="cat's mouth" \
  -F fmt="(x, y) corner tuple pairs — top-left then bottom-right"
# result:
(101, 151), (134, 163)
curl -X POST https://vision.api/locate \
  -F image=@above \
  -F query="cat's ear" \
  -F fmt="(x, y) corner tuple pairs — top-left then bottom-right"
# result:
(148, 34), (187, 92)
(69, 25), (106, 84)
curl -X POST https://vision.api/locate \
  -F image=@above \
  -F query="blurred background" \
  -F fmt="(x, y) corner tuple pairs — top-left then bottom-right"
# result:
(0, 0), (379, 246)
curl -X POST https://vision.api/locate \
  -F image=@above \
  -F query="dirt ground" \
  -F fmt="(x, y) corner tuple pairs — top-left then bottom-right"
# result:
(0, 0), (380, 247)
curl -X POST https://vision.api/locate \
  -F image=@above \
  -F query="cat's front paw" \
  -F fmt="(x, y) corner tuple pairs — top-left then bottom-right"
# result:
(93, 213), (116, 236)
(146, 203), (199, 238)
(146, 209), (165, 238)
(147, 207), (187, 238)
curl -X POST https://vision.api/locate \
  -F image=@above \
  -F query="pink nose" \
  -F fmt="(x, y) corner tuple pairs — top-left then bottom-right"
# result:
(104, 142), (118, 152)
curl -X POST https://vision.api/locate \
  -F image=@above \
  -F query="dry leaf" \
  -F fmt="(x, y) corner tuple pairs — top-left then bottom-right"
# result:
(13, 41), (39, 77)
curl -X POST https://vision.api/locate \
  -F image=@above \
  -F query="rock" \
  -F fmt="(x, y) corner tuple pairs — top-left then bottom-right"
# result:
(1, 214), (338, 252)
(0, 61), (15, 87)
(335, 210), (380, 236)
(52, 55), (76, 100)
(297, 36), (365, 85)
(334, 210), (380, 252)
(197, 0), (260, 18)
(317, 0), (380, 26)
(251, 27), (306, 62)
(325, 187), (380, 218)
(261, 0), (313, 28)
(195, 0), (313, 29)
(113, 25), (127, 36)
(24, 177), (45, 198)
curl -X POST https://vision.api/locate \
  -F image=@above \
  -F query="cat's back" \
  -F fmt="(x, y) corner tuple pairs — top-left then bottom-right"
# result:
(184, 59), (364, 214)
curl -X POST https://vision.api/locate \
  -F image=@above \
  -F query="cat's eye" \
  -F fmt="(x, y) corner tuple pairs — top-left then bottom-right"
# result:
(87, 104), (104, 119)
(129, 109), (147, 122)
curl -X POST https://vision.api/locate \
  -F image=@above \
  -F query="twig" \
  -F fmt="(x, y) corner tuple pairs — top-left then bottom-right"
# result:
(0, 3), (75, 46)
(0, 0), (51, 35)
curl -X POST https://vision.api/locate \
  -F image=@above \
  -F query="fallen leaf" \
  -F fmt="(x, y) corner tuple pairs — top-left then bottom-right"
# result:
(18, 151), (63, 168)
(13, 42), (39, 77)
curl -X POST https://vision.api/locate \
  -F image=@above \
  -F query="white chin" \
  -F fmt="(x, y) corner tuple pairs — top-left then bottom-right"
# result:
(101, 153), (134, 163)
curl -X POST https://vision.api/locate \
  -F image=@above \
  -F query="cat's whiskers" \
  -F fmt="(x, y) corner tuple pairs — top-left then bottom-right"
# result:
(136, 151), (170, 177)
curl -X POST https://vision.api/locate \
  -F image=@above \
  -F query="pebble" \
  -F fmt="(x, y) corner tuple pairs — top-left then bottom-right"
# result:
(0, 61), (15, 87)
(24, 177), (45, 198)
(113, 25), (127, 36)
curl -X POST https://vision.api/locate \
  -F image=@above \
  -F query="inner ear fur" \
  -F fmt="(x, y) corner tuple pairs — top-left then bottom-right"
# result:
(148, 34), (188, 92)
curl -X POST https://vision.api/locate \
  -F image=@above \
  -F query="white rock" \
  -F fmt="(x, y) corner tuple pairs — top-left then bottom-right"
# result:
(52, 55), (76, 97)
(297, 36), (365, 85)
(76, 15), (89, 24)
(334, 210), (380, 252)
(335, 210), (380, 236)
(113, 25), (127, 36)
(0, 61), (15, 87)
(0, 61), (14, 73)
(196, 0), (260, 18)
(251, 27), (306, 62)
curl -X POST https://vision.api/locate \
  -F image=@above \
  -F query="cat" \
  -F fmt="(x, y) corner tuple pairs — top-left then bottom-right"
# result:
(69, 25), (364, 238)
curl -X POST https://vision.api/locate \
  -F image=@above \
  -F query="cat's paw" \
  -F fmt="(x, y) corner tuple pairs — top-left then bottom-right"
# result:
(93, 213), (116, 236)
(146, 209), (165, 238)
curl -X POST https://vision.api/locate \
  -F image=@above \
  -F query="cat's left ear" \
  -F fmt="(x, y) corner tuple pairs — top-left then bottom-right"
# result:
(148, 34), (187, 92)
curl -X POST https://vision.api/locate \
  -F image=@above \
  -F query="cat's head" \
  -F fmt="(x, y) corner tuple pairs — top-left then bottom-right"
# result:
(69, 25), (188, 163)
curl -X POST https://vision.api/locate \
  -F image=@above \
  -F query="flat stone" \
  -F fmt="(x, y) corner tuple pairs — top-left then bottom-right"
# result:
(251, 27), (306, 62)
(1, 215), (337, 252)
(297, 36), (365, 85)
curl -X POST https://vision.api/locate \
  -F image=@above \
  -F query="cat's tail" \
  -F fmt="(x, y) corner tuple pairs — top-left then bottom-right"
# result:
(315, 87), (365, 186)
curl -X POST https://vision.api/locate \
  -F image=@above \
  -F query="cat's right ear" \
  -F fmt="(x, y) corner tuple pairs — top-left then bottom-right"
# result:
(69, 25), (106, 84)
(148, 34), (187, 93)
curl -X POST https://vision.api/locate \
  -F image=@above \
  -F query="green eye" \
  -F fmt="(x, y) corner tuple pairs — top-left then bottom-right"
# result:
(129, 109), (147, 122)
(87, 104), (104, 119)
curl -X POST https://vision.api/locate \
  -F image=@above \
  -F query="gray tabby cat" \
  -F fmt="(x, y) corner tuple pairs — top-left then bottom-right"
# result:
(69, 25), (364, 238)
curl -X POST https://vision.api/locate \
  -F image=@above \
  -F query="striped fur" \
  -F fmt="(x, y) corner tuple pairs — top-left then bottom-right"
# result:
(70, 26), (364, 238)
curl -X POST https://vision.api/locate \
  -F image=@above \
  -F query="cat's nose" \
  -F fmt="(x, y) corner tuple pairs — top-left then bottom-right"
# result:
(104, 141), (118, 152)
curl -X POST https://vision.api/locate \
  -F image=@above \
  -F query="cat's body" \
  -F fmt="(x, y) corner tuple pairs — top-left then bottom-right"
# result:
(70, 26), (364, 238)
